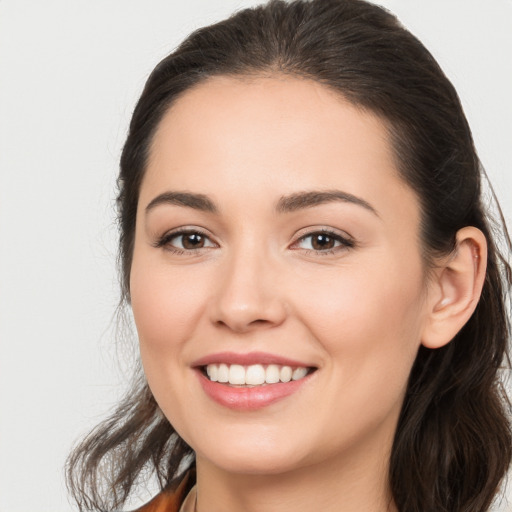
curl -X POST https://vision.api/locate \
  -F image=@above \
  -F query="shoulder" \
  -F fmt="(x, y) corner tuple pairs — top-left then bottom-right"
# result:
(132, 491), (178, 512)
(131, 470), (196, 512)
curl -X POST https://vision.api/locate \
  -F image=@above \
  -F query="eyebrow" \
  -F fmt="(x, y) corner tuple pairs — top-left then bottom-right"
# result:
(145, 189), (378, 217)
(145, 191), (218, 214)
(276, 190), (379, 216)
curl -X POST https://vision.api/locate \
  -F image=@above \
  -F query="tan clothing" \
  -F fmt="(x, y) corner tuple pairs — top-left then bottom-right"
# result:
(179, 485), (197, 512)
(133, 471), (196, 512)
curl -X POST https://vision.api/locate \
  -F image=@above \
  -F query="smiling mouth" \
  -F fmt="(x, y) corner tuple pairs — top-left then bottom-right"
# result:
(201, 363), (316, 387)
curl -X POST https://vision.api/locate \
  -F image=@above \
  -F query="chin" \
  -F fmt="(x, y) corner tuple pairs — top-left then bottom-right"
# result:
(205, 451), (307, 476)
(194, 434), (311, 476)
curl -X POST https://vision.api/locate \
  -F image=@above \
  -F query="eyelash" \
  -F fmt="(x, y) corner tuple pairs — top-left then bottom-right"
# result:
(291, 229), (355, 256)
(154, 228), (215, 255)
(154, 228), (355, 256)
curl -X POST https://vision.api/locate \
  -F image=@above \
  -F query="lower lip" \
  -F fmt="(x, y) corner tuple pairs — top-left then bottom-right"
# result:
(196, 370), (312, 411)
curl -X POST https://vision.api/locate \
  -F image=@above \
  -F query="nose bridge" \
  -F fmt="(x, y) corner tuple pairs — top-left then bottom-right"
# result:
(211, 235), (285, 332)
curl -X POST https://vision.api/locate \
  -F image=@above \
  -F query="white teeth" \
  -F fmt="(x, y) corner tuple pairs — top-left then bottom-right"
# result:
(228, 364), (245, 385)
(204, 363), (311, 386)
(206, 364), (218, 382)
(265, 364), (280, 384)
(280, 366), (292, 383)
(217, 363), (229, 383)
(292, 367), (308, 381)
(246, 364), (266, 385)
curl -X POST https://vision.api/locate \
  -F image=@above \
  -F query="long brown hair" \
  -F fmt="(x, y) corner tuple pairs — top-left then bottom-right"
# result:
(66, 1), (512, 510)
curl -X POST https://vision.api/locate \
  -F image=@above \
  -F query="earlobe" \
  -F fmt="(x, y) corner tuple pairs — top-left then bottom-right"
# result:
(421, 227), (487, 349)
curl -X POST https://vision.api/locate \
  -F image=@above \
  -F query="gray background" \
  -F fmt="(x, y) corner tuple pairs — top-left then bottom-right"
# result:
(1, 1), (511, 510)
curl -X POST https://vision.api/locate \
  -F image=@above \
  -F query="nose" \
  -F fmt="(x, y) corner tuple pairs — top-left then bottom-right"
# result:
(209, 245), (287, 333)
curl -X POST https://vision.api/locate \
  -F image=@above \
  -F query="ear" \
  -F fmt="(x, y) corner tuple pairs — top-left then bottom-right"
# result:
(421, 227), (487, 349)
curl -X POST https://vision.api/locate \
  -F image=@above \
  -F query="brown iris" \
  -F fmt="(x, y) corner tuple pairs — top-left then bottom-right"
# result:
(182, 233), (206, 249)
(310, 233), (336, 250)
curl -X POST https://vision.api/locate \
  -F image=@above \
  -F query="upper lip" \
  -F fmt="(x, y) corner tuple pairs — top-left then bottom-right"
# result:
(191, 351), (314, 368)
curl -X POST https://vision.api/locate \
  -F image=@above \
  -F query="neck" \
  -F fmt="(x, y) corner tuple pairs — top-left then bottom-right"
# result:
(194, 433), (397, 512)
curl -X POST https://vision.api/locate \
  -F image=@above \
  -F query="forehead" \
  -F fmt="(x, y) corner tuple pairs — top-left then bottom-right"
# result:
(142, 74), (417, 223)
(148, 75), (393, 172)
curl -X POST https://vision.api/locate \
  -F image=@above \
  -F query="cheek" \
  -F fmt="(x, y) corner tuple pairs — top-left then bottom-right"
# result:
(295, 254), (426, 390)
(297, 263), (425, 451)
(129, 258), (217, 420)
(302, 260), (423, 330)
(129, 260), (213, 437)
(130, 261), (209, 353)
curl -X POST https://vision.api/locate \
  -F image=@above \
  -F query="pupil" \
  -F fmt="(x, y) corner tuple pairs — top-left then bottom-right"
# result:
(183, 233), (204, 249)
(313, 234), (334, 250)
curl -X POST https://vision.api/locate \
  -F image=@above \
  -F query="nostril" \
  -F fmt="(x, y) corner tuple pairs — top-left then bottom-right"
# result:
(250, 319), (270, 325)
(214, 317), (274, 332)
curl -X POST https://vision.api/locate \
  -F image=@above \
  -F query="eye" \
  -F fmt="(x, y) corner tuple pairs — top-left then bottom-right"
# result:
(156, 229), (216, 252)
(292, 230), (354, 253)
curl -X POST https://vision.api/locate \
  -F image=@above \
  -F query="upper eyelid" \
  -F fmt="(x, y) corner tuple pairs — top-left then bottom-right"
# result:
(289, 229), (355, 253)
(292, 226), (354, 242)
(160, 226), (212, 238)
(154, 227), (216, 248)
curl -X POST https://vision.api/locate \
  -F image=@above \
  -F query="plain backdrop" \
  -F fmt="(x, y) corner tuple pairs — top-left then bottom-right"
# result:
(1, 1), (511, 510)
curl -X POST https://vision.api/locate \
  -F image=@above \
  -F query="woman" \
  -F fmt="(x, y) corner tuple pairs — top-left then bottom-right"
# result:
(66, 0), (512, 510)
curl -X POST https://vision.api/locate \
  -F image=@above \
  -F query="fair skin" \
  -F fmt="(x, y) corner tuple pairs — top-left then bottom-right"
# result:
(130, 75), (487, 512)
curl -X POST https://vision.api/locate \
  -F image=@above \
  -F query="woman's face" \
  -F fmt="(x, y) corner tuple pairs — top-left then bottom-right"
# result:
(130, 76), (431, 476)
